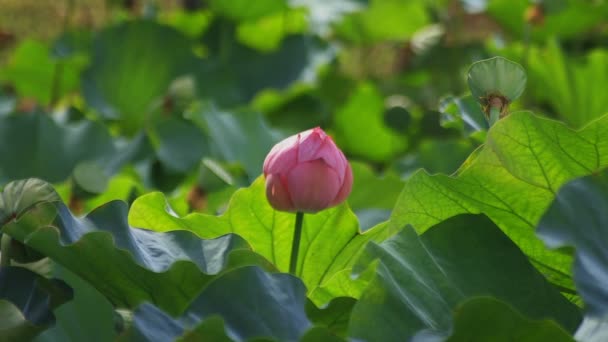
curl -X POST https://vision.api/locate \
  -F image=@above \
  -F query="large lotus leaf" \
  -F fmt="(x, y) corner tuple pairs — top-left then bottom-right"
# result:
(119, 303), (185, 342)
(390, 112), (608, 291)
(333, 83), (407, 162)
(209, 0), (286, 21)
(289, 0), (368, 36)
(1, 180), (273, 316)
(491, 40), (602, 128)
(0, 40), (83, 105)
(334, 0), (428, 43)
(121, 266), (310, 342)
(305, 297), (356, 338)
(34, 265), (116, 342)
(183, 266), (310, 341)
(513, 40), (608, 128)
(0, 266), (73, 341)
(349, 162), (403, 211)
(487, 0), (608, 42)
(396, 139), (477, 177)
(82, 20), (194, 134)
(186, 108), (282, 180)
(153, 118), (208, 174)
(177, 316), (233, 342)
(196, 25), (323, 107)
(0, 89), (15, 117)
(447, 297), (573, 342)
(536, 171), (608, 317)
(575, 316), (608, 342)
(71, 131), (155, 196)
(235, 8), (308, 52)
(299, 327), (344, 342)
(0, 114), (116, 185)
(129, 177), (392, 305)
(348, 214), (581, 341)
(349, 162), (404, 230)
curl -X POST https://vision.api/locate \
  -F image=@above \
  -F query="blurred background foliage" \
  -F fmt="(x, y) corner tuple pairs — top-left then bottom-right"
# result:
(0, 0), (607, 227)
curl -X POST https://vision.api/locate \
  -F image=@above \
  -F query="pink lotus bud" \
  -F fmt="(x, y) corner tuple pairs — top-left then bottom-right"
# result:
(263, 127), (353, 213)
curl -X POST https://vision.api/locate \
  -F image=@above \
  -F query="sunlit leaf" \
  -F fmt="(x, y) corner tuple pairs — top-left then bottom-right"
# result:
(349, 162), (404, 230)
(209, 0), (286, 21)
(526, 40), (608, 128)
(390, 112), (608, 290)
(333, 83), (407, 162)
(0, 40), (83, 105)
(334, 0), (428, 43)
(129, 177), (392, 305)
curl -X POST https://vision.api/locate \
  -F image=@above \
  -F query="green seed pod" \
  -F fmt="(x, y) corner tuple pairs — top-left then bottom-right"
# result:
(467, 57), (527, 123)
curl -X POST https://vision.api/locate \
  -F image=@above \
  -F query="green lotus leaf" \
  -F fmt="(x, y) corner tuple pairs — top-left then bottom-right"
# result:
(0, 266), (73, 341)
(390, 112), (608, 291)
(349, 214), (580, 341)
(1, 179), (273, 316)
(537, 170), (608, 317)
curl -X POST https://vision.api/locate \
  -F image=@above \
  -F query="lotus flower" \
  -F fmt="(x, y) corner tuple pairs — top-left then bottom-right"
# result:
(263, 127), (353, 213)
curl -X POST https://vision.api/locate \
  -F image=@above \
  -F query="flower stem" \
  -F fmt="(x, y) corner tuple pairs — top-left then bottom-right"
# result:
(289, 212), (304, 275)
